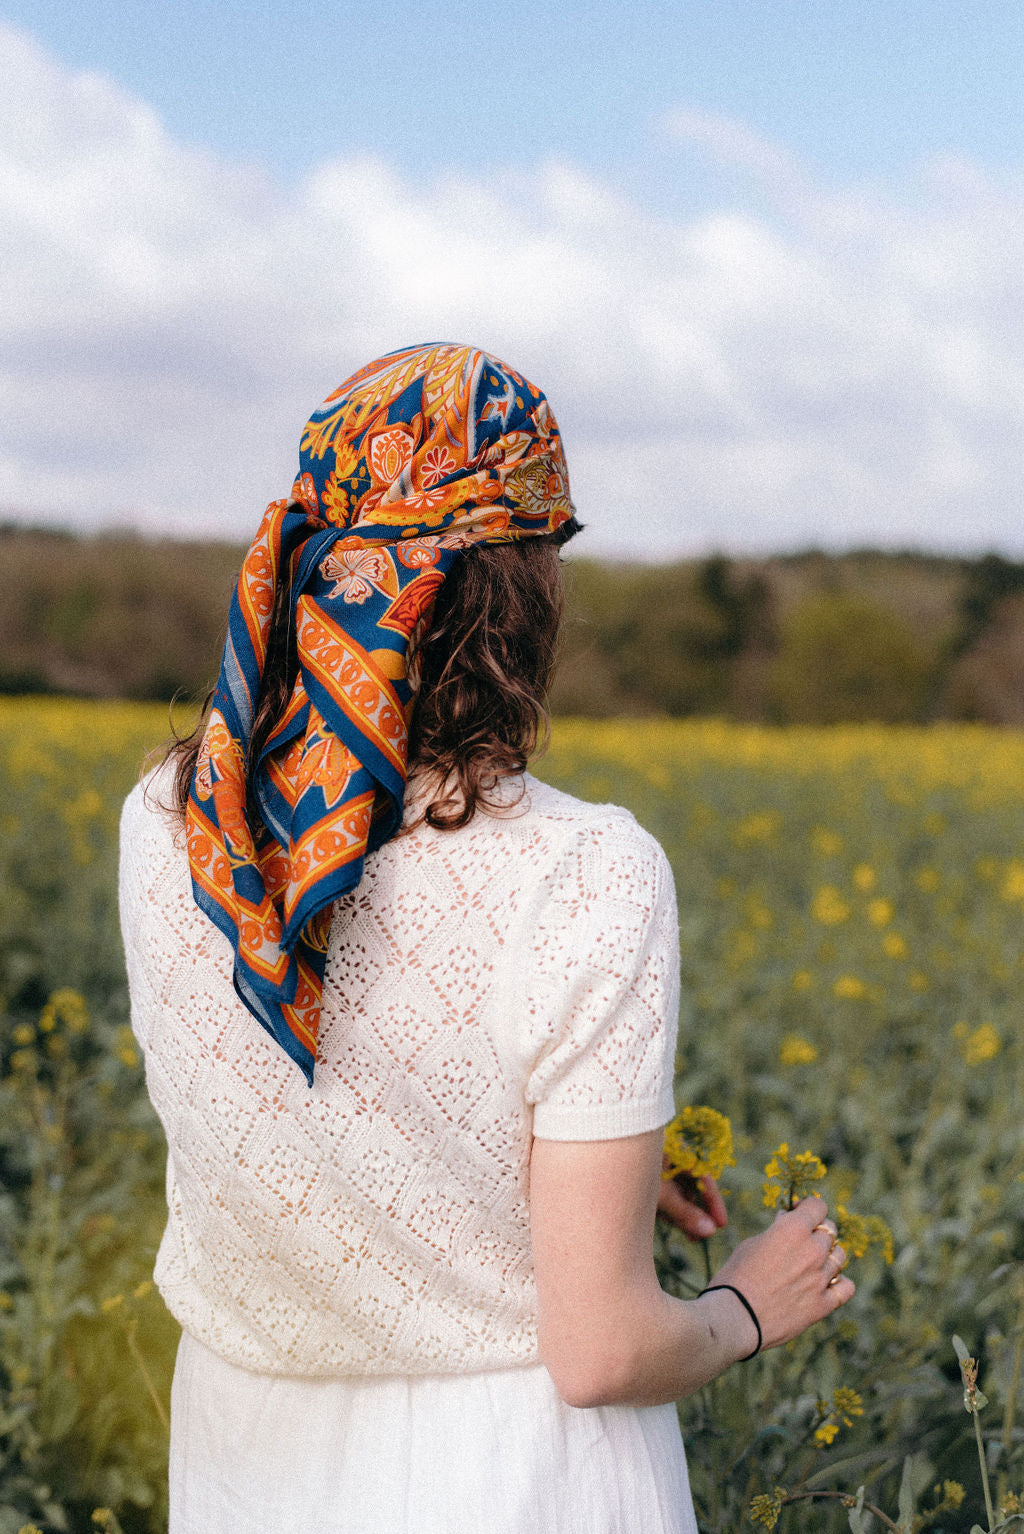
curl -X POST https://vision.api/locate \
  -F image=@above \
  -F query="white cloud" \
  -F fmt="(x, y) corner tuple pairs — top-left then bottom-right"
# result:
(661, 105), (806, 196)
(3, 23), (1024, 557)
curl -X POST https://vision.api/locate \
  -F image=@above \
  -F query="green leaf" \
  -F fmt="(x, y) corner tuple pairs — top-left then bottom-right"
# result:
(897, 1456), (917, 1527)
(848, 1486), (871, 1534)
(974, 1389), (989, 1410)
(804, 1449), (899, 1489)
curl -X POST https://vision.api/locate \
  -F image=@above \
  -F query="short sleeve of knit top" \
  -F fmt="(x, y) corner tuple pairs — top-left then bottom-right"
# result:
(118, 766), (680, 1377)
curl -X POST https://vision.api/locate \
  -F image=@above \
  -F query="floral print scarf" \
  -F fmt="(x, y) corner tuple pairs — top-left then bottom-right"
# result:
(187, 342), (575, 1083)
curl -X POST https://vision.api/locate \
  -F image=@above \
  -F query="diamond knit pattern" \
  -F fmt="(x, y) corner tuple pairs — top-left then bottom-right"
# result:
(119, 767), (680, 1377)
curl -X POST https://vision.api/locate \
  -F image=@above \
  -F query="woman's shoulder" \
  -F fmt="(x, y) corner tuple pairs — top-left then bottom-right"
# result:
(522, 772), (657, 838)
(120, 756), (185, 852)
(519, 774), (672, 884)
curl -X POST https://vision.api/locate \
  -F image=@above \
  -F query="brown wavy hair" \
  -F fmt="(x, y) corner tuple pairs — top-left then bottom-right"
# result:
(165, 516), (579, 831)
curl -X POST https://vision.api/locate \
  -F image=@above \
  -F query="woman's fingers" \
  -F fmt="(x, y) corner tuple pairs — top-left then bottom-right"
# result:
(698, 1174), (729, 1229)
(826, 1273), (856, 1309)
(788, 1194), (829, 1228)
(709, 1191), (859, 1352)
(824, 1245), (847, 1284)
(656, 1172), (728, 1240)
(656, 1177), (718, 1238)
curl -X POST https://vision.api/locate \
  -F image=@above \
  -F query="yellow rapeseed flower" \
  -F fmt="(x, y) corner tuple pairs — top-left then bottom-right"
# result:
(831, 1387), (865, 1424)
(101, 1294), (124, 1313)
(852, 863), (876, 891)
(1001, 860), (1024, 901)
(959, 1023), (1001, 1065)
(866, 1216), (895, 1264)
(733, 810), (782, 844)
(811, 885), (850, 925)
(113, 1024), (140, 1069)
(749, 1488), (786, 1530)
(915, 867), (941, 892)
(791, 970), (813, 992)
(10, 1023), (34, 1046)
(882, 931), (907, 958)
(813, 1387), (864, 1448)
(763, 1144), (827, 1209)
(41, 988), (90, 1036)
(836, 1204), (870, 1258)
(662, 1105), (736, 1182)
(867, 897), (893, 926)
(837, 1205), (895, 1264)
(833, 974), (867, 1000)
(779, 1034), (818, 1067)
(748, 901), (774, 929)
(811, 828), (843, 856)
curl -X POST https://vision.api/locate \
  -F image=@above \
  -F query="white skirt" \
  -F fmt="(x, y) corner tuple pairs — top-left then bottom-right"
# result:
(170, 1331), (699, 1534)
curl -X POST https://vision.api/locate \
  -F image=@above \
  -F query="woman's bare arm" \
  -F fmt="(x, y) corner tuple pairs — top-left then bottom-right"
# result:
(530, 1130), (854, 1409)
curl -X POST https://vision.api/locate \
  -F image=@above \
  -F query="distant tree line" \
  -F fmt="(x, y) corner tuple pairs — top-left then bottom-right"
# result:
(5, 525), (1024, 724)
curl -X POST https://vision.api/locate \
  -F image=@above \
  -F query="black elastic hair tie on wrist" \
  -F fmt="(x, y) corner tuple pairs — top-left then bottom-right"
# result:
(699, 1283), (763, 1360)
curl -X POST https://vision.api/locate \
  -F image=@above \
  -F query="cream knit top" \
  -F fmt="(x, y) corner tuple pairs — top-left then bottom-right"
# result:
(118, 764), (680, 1378)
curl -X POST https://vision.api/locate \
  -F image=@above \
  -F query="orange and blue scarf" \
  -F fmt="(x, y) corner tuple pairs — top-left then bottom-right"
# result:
(187, 343), (575, 1084)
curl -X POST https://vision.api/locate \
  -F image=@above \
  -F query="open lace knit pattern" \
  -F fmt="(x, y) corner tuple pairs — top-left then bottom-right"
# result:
(119, 766), (679, 1377)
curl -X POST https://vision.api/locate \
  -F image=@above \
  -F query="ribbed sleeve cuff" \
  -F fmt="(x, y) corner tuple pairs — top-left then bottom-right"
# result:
(531, 1084), (676, 1142)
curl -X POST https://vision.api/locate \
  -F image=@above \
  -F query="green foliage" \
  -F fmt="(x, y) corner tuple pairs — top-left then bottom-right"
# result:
(538, 719), (1024, 1531)
(0, 531), (239, 702)
(0, 702), (178, 1533)
(11, 527), (1024, 723)
(2, 703), (1024, 1530)
(771, 593), (930, 724)
(0, 700), (174, 1015)
(0, 989), (177, 1533)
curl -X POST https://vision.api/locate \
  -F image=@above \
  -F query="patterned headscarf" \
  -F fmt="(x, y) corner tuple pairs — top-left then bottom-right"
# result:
(186, 342), (575, 1084)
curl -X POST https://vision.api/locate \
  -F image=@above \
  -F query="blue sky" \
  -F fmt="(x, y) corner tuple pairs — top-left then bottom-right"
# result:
(2, 2), (1024, 555)
(8, 0), (1022, 189)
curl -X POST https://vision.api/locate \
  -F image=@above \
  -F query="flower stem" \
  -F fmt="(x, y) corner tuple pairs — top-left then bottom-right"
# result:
(973, 1403), (995, 1531)
(121, 1318), (169, 1434)
(1002, 1298), (1024, 1476)
(779, 1489), (900, 1531)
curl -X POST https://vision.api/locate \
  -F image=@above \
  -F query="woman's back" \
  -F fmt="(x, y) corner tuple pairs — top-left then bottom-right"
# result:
(120, 763), (679, 1379)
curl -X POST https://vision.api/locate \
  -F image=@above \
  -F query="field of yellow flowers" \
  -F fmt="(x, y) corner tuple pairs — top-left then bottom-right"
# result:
(1, 701), (1023, 1533)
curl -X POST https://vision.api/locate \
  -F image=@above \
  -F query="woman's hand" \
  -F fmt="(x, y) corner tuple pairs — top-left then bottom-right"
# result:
(532, 1134), (853, 1407)
(656, 1172), (728, 1240)
(707, 1195), (855, 1351)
